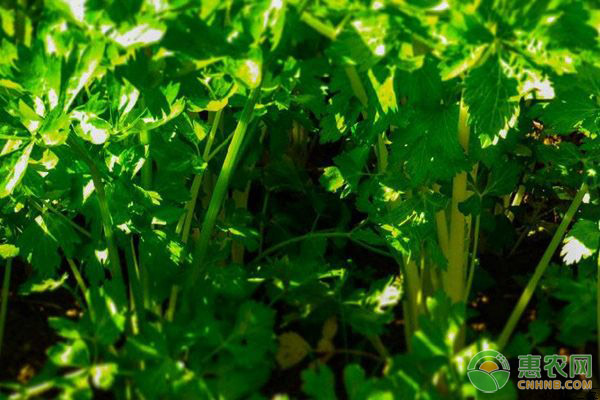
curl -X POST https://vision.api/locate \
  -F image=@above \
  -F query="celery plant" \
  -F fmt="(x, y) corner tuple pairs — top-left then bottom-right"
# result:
(0, 1), (598, 399)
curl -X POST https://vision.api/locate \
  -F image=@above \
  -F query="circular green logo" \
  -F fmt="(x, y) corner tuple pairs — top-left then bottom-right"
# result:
(467, 350), (511, 393)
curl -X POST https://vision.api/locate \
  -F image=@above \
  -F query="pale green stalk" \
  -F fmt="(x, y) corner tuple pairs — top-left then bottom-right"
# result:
(497, 182), (588, 349)
(66, 259), (89, 306)
(138, 129), (152, 313)
(443, 98), (470, 304)
(188, 87), (261, 285)
(180, 110), (223, 243)
(140, 130), (152, 188)
(300, 12), (337, 40)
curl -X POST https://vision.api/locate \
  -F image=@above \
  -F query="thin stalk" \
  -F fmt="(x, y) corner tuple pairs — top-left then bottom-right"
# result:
(258, 191), (270, 255)
(443, 98), (470, 303)
(321, 348), (383, 362)
(497, 182), (588, 349)
(375, 135), (388, 175)
(464, 214), (481, 303)
(138, 128), (151, 315)
(68, 137), (122, 281)
(231, 188), (250, 263)
(140, 130), (152, 188)
(344, 66), (369, 109)
(189, 87), (261, 285)
(231, 124), (266, 263)
(300, 12), (337, 40)
(367, 335), (390, 361)
(165, 286), (179, 322)
(124, 242), (143, 334)
(0, 258), (12, 359)
(180, 110), (223, 243)
(66, 259), (89, 307)
(129, 237), (148, 309)
(206, 131), (232, 162)
(511, 184), (526, 207)
(253, 230), (394, 263)
(175, 175), (202, 236)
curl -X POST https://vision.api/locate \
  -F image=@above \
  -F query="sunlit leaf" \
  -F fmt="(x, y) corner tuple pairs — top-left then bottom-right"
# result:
(0, 142), (33, 198)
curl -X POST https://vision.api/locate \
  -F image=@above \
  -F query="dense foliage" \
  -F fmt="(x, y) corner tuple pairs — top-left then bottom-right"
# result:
(0, 0), (599, 398)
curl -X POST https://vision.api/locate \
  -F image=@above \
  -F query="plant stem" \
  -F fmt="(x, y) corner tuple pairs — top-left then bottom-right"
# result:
(0, 258), (12, 359)
(464, 214), (481, 303)
(253, 230), (394, 263)
(66, 259), (89, 305)
(443, 97), (470, 304)
(367, 335), (390, 360)
(258, 191), (270, 255)
(344, 66), (368, 109)
(323, 348), (383, 362)
(189, 87), (261, 285)
(68, 137), (123, 281)
(123, 242), (143, 334)
(300, 11), (338, 40)
(206, 133), (233, 161)
(497, 182), (588, 349)
(140, 130), (152, 188)
(179, 110), (223, 243)
(129, 237), (147, 309)
(138, 128), (151, 314)
(231, 187), (250, 263)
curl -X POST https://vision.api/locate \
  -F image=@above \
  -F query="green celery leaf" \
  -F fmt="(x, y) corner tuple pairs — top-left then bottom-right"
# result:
(0, 244), (19, 259)
(0, 142), (34, 198)
(47, 339), (90, 367)
(540, 70), (600, 134)
(302, 364), (337, 400)
(561, 219), (600, 265)
(65, 42), (106, 110)
(110, 21), (165, 49)
(546, 2), (597, 51)
(464, 55), (519, 146)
